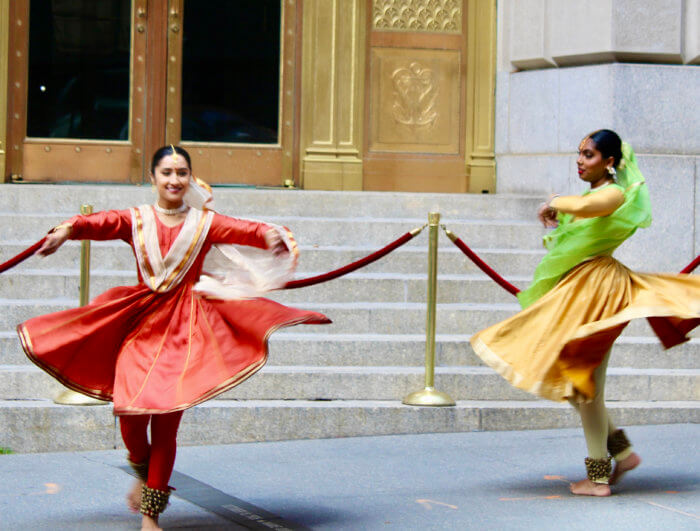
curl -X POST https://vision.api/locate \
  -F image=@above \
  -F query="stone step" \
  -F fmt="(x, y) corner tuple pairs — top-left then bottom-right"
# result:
(269, 334), (699, 369)
(0, 299), (684, 337)
(1, 398), (698, 453)
(0, 241), (546, 276)
(3, 365), (698, 402)
(3, 333), (698, 369)
(0, 213), (545, 249)
(0, 270), (527, 304)
(0, 184), (544, 219)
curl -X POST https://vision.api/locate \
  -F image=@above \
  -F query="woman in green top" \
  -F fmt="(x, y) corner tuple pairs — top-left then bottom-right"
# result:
(471, 129), (699, 496)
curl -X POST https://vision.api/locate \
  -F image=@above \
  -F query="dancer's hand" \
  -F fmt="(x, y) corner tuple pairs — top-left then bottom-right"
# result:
(36, 225), (72, 256)
(537, 194), (559, 228)
(537, 202), (558, 228)
(264, 229), (289, 257)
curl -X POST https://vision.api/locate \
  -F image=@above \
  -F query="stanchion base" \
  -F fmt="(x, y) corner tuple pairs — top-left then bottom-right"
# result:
(402, 387), (455, 407)
(53, 389), (108, 406)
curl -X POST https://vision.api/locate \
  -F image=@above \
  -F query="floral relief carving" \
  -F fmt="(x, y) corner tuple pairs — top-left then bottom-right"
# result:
(373, 0), (461, 33)
(391, 62), (438, 127)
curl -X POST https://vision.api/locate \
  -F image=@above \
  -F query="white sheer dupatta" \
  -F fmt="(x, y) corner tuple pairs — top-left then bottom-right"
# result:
(184, 176), (298, 300)
(130, 205), (214, 293)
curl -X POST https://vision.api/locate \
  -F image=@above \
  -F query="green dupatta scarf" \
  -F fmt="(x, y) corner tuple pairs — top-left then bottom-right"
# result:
(517, 142), (652, 309)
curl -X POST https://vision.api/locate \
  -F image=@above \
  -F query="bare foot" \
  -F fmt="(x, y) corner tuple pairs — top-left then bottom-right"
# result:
(141, 515), (161, 530)
(610, 452), (641, 486)
(127, 479), (144, 513)
(569, 478), (611, 497)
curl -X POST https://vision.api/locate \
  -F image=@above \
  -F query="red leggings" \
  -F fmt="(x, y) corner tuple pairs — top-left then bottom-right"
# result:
(119, 411), (183, 491)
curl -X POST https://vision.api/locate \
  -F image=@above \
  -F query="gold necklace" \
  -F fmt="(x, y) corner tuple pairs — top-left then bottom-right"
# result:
(153, 203), (188, 215)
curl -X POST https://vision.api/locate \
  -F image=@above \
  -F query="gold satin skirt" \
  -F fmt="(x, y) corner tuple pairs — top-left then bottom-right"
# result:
(470, 256), (700, 402)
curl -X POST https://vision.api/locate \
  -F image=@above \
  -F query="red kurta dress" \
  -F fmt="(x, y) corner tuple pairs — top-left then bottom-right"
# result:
(18, 208), (330, 415)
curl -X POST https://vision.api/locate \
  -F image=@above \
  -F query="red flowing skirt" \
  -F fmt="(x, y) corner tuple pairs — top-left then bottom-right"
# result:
(18, 283), (330, 415)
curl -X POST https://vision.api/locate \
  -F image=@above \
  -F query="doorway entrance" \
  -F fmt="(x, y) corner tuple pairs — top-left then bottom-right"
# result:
(6, 0), (298, 185)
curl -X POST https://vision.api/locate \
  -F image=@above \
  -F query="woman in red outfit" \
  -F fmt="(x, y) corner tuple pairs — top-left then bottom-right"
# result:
(18, 146), (330, 530)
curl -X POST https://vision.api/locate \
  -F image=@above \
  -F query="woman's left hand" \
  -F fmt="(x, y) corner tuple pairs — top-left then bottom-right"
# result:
(537, 201), (558, 228)
(264, 229), (289, 257)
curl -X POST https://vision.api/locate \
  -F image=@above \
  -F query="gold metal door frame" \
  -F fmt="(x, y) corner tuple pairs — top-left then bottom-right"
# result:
(0, 0), (9, 179)
(6, 0), (149, 183)
(165, 0), (299, 186)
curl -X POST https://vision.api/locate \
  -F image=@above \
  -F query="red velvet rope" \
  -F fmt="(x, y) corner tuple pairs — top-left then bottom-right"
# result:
(0, 238), (46, 274)
(446, 226), (699, 297)
(445, 234), (521, 296)
(0, 235), (696, 296)
(680, 254), (700, 274)
(284, 231), (417, 289)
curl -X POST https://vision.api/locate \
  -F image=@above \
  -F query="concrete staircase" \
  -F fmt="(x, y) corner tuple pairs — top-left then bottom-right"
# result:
(0, 185), (697, 452)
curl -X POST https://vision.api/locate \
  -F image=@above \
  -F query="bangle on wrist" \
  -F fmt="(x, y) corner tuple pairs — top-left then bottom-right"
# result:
(547, 195), (561, 208)
(49, 223), (73, 235)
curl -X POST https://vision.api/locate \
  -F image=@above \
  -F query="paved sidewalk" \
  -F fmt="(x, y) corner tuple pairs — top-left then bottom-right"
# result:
(0, 424), (698, 530)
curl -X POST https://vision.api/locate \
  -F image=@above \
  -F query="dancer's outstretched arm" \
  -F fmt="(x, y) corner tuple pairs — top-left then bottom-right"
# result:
(36, 209), (132, 256)
(209, 213), (288, 256)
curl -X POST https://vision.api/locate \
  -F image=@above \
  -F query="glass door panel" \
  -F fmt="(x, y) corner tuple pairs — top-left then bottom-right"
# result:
(27, 0), (131, 140)
(9, 0), (147, 183)
(167, 0), (297, 186)
(181, 1), (280, 144)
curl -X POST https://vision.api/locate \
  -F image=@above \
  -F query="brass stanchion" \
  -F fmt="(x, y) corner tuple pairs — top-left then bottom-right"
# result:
(54, 205), (107, 406)
(402, 212), (455, 407)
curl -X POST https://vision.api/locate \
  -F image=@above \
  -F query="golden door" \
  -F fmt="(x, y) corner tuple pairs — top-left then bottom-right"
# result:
(5, 0), (299, 185)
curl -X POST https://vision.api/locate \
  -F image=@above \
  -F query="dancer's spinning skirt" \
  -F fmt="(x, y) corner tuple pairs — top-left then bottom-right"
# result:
(471, 256), (699, 402)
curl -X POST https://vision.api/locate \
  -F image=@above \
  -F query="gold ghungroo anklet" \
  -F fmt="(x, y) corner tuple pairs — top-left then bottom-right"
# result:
(607, 429), (631, 459)
(584, 456), (612, 484)
(140, 485), (170, 517)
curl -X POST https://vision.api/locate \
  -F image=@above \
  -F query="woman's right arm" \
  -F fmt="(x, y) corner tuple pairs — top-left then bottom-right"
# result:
(36, 209), (132, 256)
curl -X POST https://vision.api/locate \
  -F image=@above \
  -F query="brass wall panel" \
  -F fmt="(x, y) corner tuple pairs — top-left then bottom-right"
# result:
(364, 157), (466, 192)
(23, 142), (133, 182)
(465, 0), (496, 192)
(369, 47), (460, 154)
(364, 0), (468, 192)
(373, 0), (462, 33)
(365, 0), (497, 193)
(300, 0), (366, 190)
(181, 144), (282, 186)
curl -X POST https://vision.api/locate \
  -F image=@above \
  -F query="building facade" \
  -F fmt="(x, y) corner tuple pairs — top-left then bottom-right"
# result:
(0, 1), (698, 245)
(496, 0), (699, 270)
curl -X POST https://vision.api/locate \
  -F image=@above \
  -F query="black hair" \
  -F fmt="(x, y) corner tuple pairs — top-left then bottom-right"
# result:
(587, 129), (622, 168)
(150, 145), (192, 173)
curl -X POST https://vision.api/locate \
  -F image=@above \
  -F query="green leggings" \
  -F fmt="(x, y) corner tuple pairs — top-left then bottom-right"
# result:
(568, 350), (632, 460)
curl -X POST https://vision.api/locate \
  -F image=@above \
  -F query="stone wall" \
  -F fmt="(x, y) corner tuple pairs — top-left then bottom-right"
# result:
(495, 0), (699, 271)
